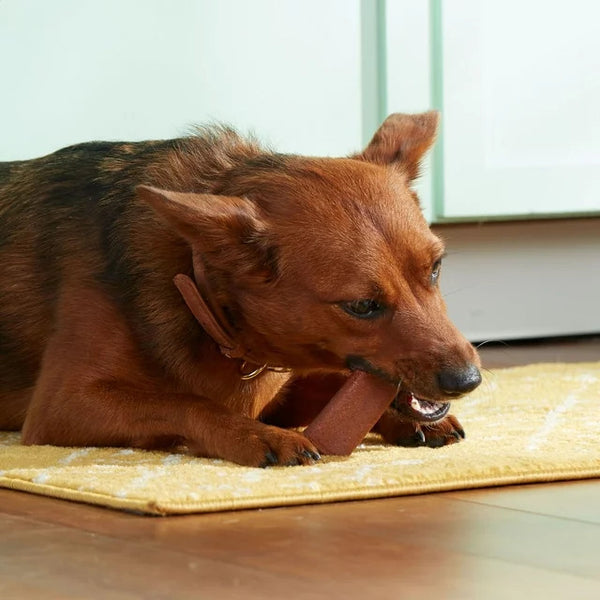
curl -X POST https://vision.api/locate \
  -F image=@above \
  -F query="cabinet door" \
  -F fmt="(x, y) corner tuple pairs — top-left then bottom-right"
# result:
(438, 0), (600, 219)
(0, 0), (362, 161)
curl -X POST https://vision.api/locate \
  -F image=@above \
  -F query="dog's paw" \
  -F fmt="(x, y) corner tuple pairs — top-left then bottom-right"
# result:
(376, 410), (465, 449)
(189, 423), (321, 468)
(399, 414), (465, 448)
(255, 426), (322, 467)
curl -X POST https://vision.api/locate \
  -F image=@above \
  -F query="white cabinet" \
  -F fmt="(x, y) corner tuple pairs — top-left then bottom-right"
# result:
(441, 0), (600, 219)
(386, 0), (600, 221)
(3, 0), (599, 219)
(0, 0), (363, 160)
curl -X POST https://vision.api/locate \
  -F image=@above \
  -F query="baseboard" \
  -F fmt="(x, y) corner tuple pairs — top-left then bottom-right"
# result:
(432, 218), (600, 342)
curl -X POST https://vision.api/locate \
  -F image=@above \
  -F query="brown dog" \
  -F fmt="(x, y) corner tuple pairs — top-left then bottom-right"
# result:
(0, 112), (481, 467)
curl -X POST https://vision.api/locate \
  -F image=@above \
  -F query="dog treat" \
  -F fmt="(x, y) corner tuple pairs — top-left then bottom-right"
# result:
(303, 371), (397, 456)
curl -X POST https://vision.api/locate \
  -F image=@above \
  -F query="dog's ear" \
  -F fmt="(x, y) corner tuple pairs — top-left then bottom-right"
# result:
(136, 185), (277, 280)
(136, 185), (260, 246)
(358, 111), (439, 180)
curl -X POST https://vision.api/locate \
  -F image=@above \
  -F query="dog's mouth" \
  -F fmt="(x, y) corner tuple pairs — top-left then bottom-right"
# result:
(392, 387), (451, 423)
(345, 355), (450, 423)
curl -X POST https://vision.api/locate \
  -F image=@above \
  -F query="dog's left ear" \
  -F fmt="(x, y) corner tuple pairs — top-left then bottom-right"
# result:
(357, 111), (439, 180)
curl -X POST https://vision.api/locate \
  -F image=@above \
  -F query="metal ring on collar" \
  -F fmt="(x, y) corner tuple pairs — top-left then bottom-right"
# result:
(240, 362), (268, 380)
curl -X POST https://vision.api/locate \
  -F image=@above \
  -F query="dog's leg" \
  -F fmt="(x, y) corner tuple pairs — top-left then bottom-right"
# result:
(374, 408), (465, 448)
(0, 389), (32, 430)
(20, 284), (319, 467)
(22, 380), (320, 467)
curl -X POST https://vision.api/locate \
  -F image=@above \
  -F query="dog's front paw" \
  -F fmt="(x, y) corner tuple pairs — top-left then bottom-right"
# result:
(376, 410), (465, 449)
(189, 422), (321, 468)
(255, 426), (322, 467)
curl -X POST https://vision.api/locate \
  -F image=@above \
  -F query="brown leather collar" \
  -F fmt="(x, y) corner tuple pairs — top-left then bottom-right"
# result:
(173, 255), (289, 380)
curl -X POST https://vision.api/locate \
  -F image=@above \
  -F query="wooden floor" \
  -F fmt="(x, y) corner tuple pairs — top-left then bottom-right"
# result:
(1, 336), (599, 599)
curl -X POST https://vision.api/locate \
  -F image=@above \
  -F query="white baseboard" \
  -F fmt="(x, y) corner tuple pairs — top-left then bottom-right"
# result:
(432, 218), (600, 342)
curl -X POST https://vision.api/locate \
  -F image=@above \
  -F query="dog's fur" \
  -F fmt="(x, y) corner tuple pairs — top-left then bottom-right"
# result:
(0, 112), (480, 467)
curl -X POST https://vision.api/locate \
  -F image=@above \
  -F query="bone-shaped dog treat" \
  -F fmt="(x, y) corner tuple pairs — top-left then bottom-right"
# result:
(303, 371), (397, 456)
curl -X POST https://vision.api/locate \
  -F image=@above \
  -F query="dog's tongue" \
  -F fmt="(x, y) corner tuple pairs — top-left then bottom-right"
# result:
(303, 371), (396, 456)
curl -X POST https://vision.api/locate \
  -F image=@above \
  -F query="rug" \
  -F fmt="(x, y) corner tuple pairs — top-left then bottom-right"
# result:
(1, 362), (599, 515)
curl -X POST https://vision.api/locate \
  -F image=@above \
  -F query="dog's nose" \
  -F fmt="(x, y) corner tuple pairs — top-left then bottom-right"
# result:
(437, 364), (482, 397)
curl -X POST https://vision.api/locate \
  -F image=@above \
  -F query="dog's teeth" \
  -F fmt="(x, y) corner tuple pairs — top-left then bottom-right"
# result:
(410, 395), (442, 415)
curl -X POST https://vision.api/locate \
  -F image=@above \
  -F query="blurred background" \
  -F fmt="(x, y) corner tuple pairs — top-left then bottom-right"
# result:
(1, 0), (599, 342)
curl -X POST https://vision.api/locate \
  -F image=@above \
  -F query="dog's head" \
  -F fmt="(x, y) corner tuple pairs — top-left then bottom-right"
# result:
(138, 112), (481, 414)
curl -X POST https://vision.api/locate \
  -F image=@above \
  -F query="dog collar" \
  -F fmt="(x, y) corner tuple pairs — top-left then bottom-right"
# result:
(173, 257), (288, 381)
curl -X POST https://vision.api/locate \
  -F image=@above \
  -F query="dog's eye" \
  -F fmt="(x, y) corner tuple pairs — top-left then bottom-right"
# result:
(431, 260), (442, 285)
(341, 299), (385, 319)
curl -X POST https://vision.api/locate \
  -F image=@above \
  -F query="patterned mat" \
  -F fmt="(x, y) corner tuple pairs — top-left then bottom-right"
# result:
(1, 362), (599, 514)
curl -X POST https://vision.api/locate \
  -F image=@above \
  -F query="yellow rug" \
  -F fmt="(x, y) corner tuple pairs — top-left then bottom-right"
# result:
(1, 362), (599, 515)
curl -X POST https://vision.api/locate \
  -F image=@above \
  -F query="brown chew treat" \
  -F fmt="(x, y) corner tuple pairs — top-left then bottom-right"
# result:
(303, 371), (397, 456)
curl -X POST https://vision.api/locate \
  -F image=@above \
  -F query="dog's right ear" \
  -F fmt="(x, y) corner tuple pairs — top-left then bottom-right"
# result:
(136, 186), (277, 281)
(137, 185), (278, 280)
(136, 185), (265, 249)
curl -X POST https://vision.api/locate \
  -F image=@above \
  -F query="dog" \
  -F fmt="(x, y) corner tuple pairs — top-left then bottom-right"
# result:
(0, 112), (481, 467)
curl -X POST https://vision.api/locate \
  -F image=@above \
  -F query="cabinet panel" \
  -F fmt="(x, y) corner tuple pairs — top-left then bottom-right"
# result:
(439, 0), (600, 218)
(0, 0), (362, 160)
(384, 0), (435, 221)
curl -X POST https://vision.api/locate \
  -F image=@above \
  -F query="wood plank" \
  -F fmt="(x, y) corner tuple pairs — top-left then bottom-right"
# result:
(0, 581), (79, 600)
(2, 488), (600, 599)
(448, 480), (600, 524)
(1, 511), (598, 600)
(0, 513), (305, 600)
